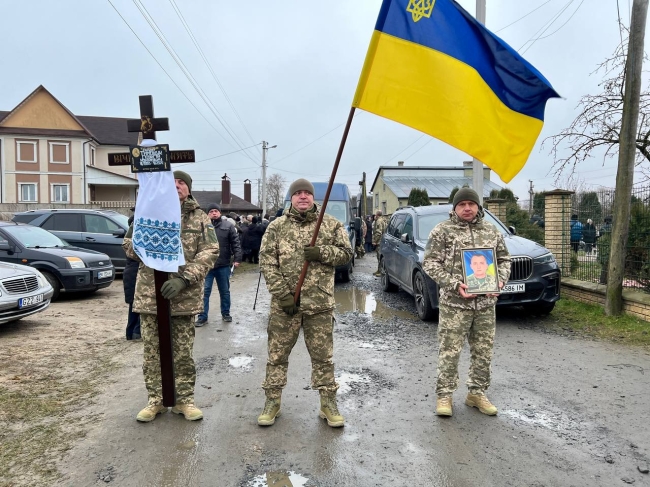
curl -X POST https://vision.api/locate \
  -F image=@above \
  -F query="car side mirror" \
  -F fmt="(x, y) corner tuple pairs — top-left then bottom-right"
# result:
(400, 233), (410, 243)
(113, 228), (126, 237)
(508, 225), (517, 235)
(0, 241), (11, 251)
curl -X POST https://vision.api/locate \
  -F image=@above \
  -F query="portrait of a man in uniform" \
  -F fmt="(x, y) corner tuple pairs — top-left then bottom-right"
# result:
(461, 248), (499, 294)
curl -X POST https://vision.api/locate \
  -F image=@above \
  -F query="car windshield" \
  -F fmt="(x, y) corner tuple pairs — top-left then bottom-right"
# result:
(3, 225), (68, 248)
(416, 211), (508, 241)
(316, 201), (348, 223)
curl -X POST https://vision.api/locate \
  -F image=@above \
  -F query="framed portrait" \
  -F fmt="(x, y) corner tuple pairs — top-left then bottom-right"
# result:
(461, 247), (500, 294)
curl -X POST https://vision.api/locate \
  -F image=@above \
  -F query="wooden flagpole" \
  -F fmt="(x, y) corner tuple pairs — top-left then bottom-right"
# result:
(293, 107), (356, 301)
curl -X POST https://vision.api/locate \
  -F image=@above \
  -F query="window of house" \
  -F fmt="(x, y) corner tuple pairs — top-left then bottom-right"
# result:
(49, 142), (70, 164)
(374, 194), (379, 208)
(51, 184), (69, 203)
(17, 141), (37, 163)
(90, 146), (96, 166)
(382, 201), (387, 214)
(19, 183), (37, 202)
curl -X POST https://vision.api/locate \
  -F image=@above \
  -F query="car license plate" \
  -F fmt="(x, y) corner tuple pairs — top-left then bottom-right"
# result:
(19, 294), (44, 308)
(502, 283), (525, 293)
(98, 270), (113, 279)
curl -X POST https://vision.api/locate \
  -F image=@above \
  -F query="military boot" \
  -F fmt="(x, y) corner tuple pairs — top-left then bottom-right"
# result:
(436, 396), (453, 417)
(136, 404), (168, 422)
(171, 403), (204, 421)
(319, 392), (345, 427)
(465, 393), (498, 415)
(373, 270), (382, 277)
(258, 397), (281, 426)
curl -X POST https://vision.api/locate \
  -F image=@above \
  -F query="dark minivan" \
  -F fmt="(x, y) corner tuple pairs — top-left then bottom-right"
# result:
(0, 222), (115, 300)
(379, 205), (561, 321)
(13, 209), (129, 272)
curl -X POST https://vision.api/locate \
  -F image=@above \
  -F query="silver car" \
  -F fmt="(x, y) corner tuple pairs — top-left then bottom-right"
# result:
(0, 262), (54, 324)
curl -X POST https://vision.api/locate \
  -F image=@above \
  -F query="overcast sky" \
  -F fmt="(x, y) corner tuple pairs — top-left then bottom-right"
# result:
(0, 0), (645, 203)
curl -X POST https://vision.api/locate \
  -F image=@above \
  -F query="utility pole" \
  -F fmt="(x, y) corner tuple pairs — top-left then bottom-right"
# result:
(358, 172), (367, 217)
(261, 141), (268, 217)
(528, 180), (534, 216)
(261, 140), (277, 217)
(605, 0), (649, 316)
(472, 0), (487, 204)
(257, 178), (261, 207)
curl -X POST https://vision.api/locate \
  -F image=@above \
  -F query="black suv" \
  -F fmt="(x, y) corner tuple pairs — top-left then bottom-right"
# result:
(13, 209), (129, 272)
(379, 205), (561, 321)
(0, 222), (115, 300)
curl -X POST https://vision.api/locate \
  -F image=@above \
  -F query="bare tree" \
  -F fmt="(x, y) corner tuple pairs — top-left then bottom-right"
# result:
(545, 25), (650, 181)
(265, 173), (287, 215)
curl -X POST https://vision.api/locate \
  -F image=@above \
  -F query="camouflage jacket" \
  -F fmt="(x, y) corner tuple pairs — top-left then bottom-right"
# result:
(423, 209), (511, 310)
(260, 204), (353, 315)
(123, 196), (219, 316)
(372, 216), (388, 245)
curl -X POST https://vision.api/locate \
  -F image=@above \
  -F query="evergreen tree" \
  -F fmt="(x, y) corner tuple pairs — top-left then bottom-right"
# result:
(448, 187), (459, 203)
(408, 188), (432, 207)
(578, 191), (602, 223)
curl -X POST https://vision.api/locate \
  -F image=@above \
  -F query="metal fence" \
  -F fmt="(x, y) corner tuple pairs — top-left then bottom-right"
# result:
(568, 186), (650, 292)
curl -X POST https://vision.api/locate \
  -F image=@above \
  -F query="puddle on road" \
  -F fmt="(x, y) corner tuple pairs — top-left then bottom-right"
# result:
(336, 371), (372, 394)
(334, 288), (415, 320)
(248, 471), (310, 487)
(229, 355), (254, 369)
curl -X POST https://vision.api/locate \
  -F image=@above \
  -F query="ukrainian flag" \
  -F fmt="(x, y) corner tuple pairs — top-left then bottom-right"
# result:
(353, 0), (560, 183)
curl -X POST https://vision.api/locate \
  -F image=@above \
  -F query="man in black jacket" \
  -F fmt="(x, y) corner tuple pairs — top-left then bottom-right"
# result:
(196, 203), (242, 326)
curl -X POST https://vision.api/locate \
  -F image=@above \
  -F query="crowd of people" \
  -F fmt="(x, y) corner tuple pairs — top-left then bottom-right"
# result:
(121, 176), (507, 425)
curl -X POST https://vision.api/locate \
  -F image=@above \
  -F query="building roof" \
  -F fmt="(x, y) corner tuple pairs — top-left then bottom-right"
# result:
(192, 191), (262, 213)
(382, 176), (503, 199)
(0, 85), (138, 146)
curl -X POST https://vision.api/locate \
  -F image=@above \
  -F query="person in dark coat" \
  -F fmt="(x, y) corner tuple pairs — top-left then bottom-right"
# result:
(196, 204), (243, 325)
(247, 216), (265, 264)
(123, 214), (141, 340)
(570, 214), (583, 253)
(364, 215), (374, 253)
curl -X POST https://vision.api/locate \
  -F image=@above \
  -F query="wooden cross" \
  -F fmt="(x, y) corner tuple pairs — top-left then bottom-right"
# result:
(123, 95), (194, 407)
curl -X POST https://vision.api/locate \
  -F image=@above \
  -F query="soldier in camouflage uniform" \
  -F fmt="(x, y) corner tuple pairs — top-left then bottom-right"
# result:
(423, 188), (511, 417)
(257, 178), (353, 428)
(465, 253), (498, 293)
(372, 210), (388, 276)
(123, 171), (219, 423)
(355, 218), (367, 259)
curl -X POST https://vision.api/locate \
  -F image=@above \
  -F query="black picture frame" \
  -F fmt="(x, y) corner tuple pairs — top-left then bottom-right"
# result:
(461, 247), (499, 294)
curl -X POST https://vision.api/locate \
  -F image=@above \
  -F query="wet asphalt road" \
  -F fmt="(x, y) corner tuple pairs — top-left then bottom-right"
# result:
(59, 256), (650, 487)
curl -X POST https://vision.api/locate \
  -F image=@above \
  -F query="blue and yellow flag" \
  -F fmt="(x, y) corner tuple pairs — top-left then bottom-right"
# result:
(353, 0), (560, 183)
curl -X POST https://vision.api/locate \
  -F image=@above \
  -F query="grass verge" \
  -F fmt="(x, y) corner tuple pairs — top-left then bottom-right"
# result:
(545, 298), (650, 348)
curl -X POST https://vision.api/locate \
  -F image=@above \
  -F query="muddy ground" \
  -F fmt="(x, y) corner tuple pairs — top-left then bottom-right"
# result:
(1, 256), (649, 487)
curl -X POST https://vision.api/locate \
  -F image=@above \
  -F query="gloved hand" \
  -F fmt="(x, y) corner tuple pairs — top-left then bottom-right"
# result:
(303, 245), (321, 262)
(278, 294), (299, 316)
(161, 277), (187, 300)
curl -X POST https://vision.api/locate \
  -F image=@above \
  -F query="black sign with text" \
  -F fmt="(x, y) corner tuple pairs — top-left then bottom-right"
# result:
(130, 144), (170, 173)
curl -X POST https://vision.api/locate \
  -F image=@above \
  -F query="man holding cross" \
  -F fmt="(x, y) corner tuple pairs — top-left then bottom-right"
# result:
(123, 171), (219, 422)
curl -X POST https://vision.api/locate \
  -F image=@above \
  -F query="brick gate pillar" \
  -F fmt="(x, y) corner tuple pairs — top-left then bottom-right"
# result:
(484, 198), (507, 223)
(544, 189), (574, 277)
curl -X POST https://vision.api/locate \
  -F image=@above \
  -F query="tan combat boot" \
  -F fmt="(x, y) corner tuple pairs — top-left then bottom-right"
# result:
(171, 403), (204, 421)
(465, 393), (498, 415)
(136, 404), (168, 422)
(258, 397), (281, 426)
(319, 393), (345, 427)
(436, 396), (453, 416)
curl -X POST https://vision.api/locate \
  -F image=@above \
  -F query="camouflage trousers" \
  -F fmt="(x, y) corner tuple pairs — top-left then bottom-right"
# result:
(375, 246), (381, 271)
(356, 245), (365, 258)
(262, 310), (338, 399)
(436, 304), (496, 397)
(141, 314), (196, 405)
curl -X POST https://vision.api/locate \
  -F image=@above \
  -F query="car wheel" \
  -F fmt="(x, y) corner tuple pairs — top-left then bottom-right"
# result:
(381, 259), (397, 292)
(413, 271), (436, 321)
(41, 271), (61, 301)
(524, 301), (556, 315)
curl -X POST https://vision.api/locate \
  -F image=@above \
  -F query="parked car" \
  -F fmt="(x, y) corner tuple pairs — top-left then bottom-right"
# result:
(0, 261), (54, 324)
(12, 209), (129, 272)
(379, 205), (561, 321)
(0, 222), (115, 301)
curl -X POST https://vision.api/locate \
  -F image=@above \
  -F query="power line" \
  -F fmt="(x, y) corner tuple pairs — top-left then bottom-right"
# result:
(493, 1), (552, 33)
(534, 0), (585, 41)
(131, 0), (259, 164)
(271, 123), (345, 166)
(168, 0), (261, 157)
(382, 134), (426, 164)
(519, 0), (575, 54)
